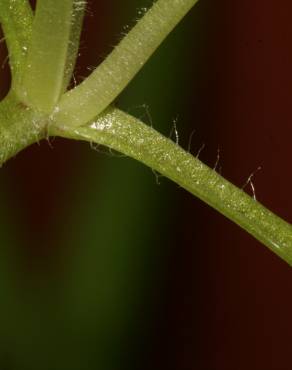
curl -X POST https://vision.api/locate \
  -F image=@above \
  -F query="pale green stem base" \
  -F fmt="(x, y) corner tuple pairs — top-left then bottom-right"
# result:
(19, 0), (76, 112)
(51, 108), (292, 265)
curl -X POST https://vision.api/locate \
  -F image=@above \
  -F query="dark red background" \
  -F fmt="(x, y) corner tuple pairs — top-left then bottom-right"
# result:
(155, 1), (292, 369)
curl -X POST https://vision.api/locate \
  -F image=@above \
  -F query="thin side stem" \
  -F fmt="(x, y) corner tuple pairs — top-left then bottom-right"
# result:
(51, 108), (292, 265)
(62, 0), (86, 92)
(53, 0), (199, 127)
(18, 0), (76, 112)
(0, 0), (33, 86)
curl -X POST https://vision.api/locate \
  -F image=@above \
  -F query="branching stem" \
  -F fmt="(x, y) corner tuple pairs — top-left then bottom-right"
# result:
(0, 0), (291, 267)
(53, 0), (199, 127)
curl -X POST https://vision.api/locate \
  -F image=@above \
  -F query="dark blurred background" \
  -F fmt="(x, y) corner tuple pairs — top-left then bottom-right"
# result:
(0, 0), (292, 369)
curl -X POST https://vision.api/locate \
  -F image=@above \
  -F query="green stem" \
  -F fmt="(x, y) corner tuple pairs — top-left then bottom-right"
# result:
(18, 0), (77, 112)
(0, 94), (46, 165)
(62, 0), (86, 92)
(53, 0), (199, 127)
(51, 108), (292, 265)
(0, 0), (33, 86)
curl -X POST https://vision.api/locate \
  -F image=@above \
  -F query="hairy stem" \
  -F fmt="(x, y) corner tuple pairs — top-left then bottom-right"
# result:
(0, 0), (33, 86)
(51, 108), (292, 265)
(18, 0), (77, 112)
(0, 94), (46, 165)
(53, 0), (199, 127)
(62, 0), (86, 91)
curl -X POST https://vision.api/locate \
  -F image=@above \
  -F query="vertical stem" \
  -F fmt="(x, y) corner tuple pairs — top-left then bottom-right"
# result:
(62, 0), (86, 92)
(0, 0), (33, 86)
(19, 0), (76, 112)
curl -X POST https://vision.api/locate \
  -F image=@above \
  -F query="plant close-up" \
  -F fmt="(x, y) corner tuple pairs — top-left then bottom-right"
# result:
(0, 0), (292, 369)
